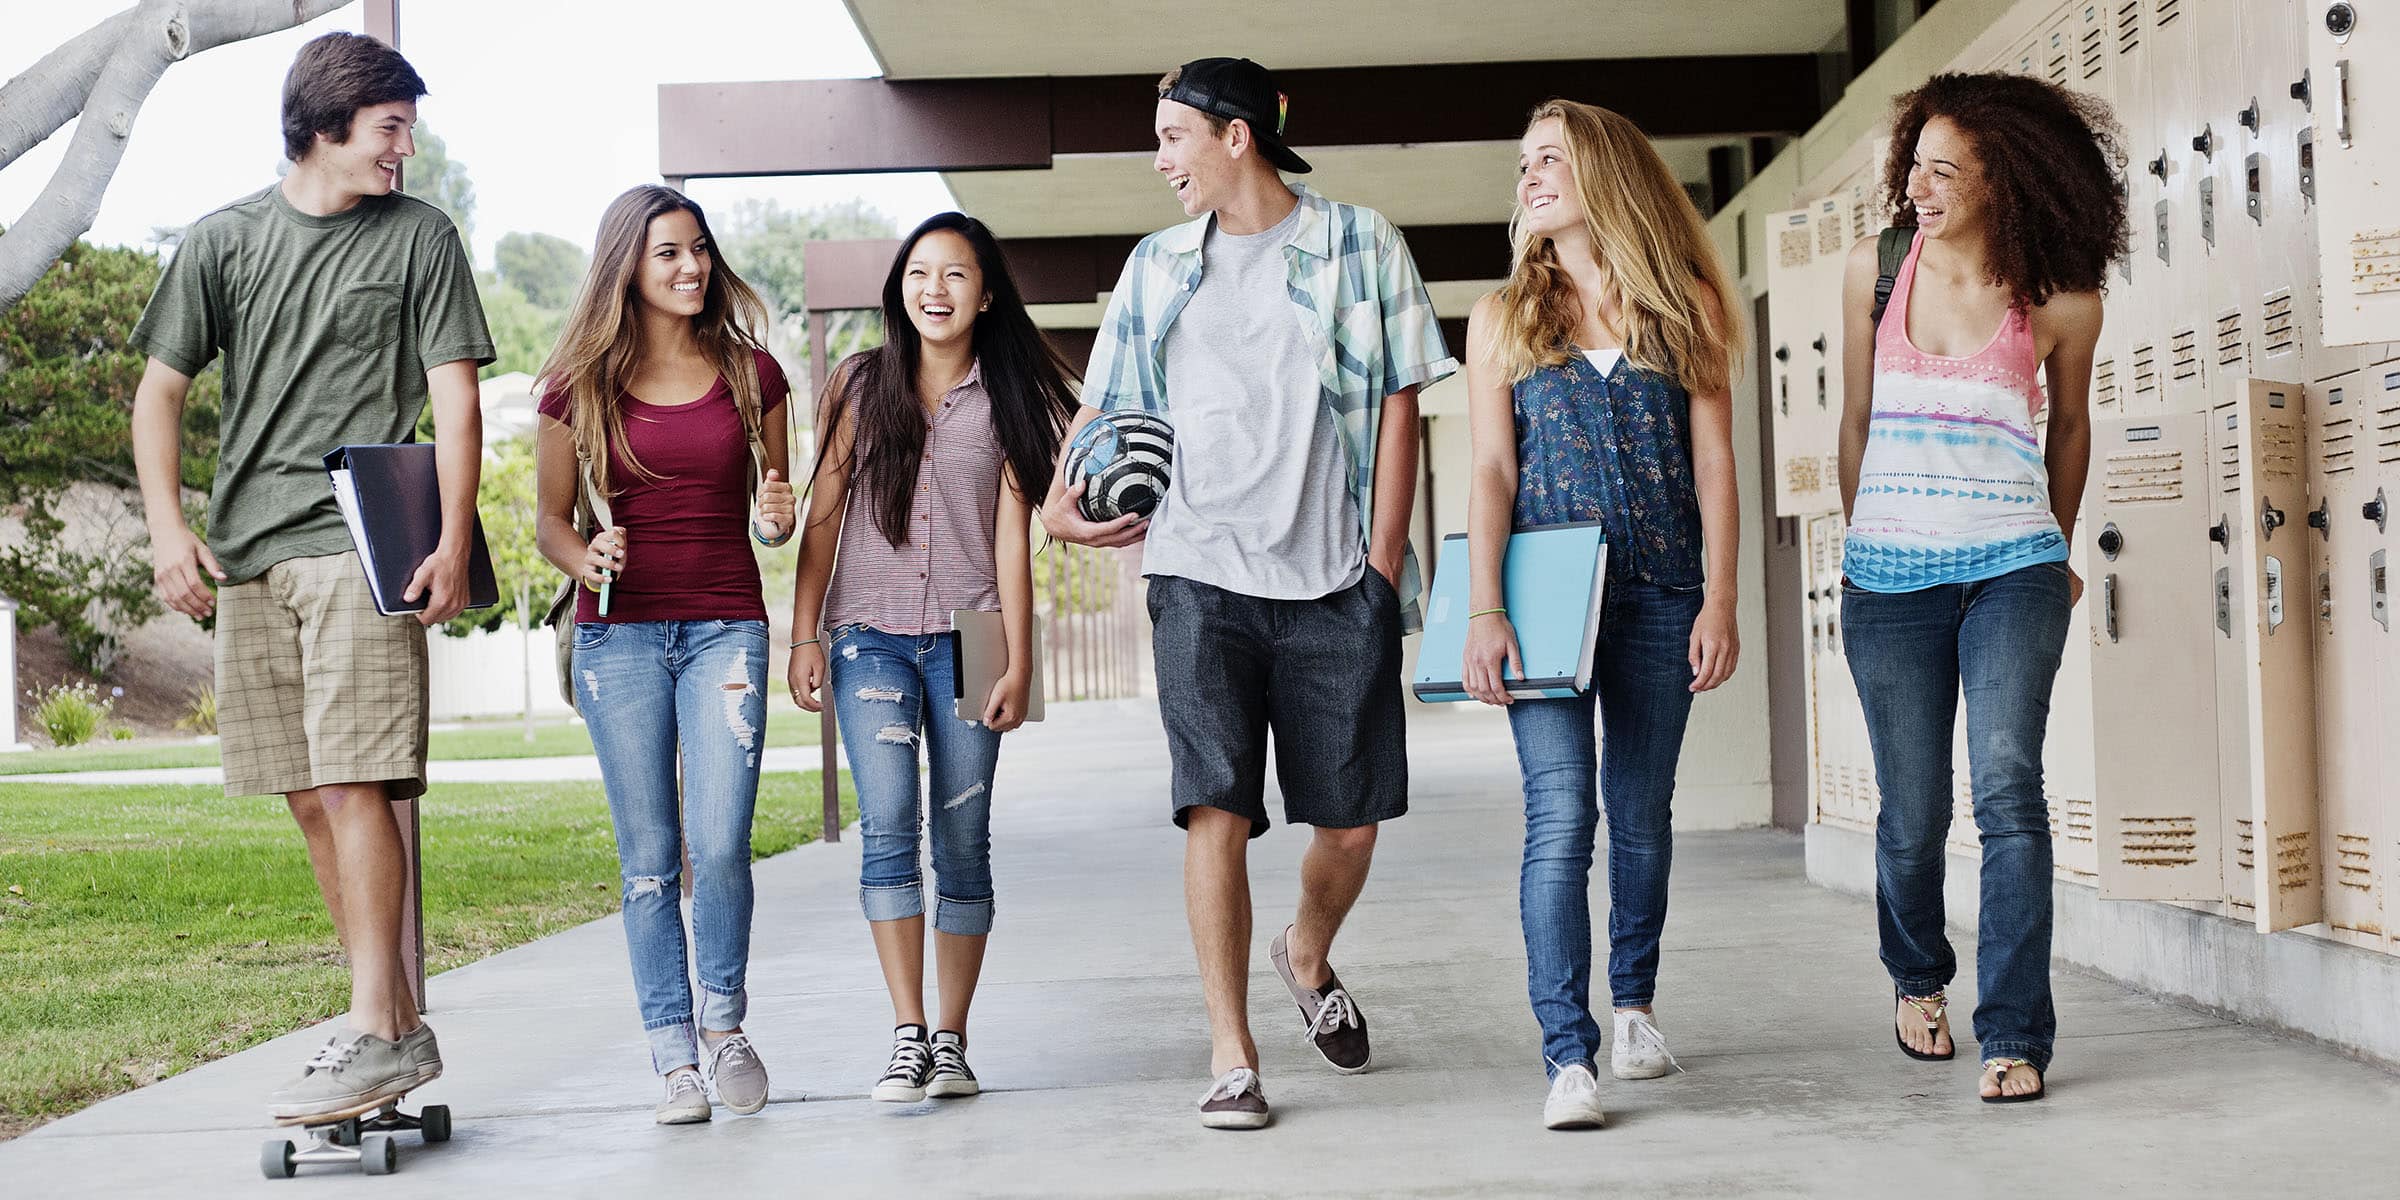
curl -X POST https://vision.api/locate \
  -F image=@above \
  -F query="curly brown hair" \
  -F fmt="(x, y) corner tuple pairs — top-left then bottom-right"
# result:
(1882, 72), (2128, 308)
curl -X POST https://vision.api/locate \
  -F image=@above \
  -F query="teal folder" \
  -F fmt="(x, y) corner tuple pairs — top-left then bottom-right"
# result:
(1411, 522), (1608, 703)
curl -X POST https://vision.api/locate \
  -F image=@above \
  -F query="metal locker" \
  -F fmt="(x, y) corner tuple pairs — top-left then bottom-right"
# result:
(2073, 0), (2114, 97)
(1806, 514), (1877, 830)
(1791, 196), (1852, 516)
(2210, 376), (2323, 931)
(2148, 0), (2210, 414)
(2089, 412), (2226, 899)
(2042, 8), (2079, 87)
(1765, 207), (1818, 518)
(2051, 524), (2104, 882)
(2306, 0), (2400, 344)
(2242, 0), (2319, 381)
(2307, 369), (2393, 950)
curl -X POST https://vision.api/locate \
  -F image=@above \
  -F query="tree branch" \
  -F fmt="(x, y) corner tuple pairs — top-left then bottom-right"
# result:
(0, 0), (356, 310)
(0, 8), (140, 177)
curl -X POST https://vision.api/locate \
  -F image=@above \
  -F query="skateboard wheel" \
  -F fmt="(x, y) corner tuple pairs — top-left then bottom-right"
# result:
(331, 1116), (360, 1147)
(360, 1133), (396, 1175)
(260, 1138), (296, 1179)
(419, 1104), (450, 1143)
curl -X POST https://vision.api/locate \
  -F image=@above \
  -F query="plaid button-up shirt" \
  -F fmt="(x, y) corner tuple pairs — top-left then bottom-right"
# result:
(1084, 184), (1458, 631)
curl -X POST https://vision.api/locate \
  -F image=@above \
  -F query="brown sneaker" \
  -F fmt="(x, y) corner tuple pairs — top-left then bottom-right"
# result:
(1270, 924), (1371, 1074)
(1197, 1067), (1271, 1130)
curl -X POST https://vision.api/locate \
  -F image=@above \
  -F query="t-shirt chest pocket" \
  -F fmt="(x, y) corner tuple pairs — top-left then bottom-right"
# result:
(333, 280), (404, 355)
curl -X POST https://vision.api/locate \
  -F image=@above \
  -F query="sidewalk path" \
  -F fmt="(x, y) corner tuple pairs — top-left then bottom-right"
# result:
(4, 700), (2394, 1196)
(1, 743), (845, 787)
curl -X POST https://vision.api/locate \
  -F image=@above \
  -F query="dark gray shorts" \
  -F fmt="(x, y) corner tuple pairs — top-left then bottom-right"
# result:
(1146, 571), (1409, 837)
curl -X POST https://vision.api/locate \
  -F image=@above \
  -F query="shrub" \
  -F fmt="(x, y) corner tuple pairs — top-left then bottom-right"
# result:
(28, 680), (112, 748)
(177, 686), (218, 736)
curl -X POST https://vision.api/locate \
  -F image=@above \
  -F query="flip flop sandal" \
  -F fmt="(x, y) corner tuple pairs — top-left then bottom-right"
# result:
(1895, 989), (1955, 1061)
(1980, 1057), (2047, 1104)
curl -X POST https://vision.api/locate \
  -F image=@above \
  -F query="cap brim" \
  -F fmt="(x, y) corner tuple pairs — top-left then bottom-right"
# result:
(1258, 137), (1312, 175)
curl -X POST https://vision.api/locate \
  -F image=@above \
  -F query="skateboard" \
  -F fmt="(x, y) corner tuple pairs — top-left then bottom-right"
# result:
(260, 1095), (451, 1178)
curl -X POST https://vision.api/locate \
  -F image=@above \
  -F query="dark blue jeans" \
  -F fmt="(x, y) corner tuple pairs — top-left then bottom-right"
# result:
(1506, 579), (1704, 1078)
(1842, 559), (2071, 1073)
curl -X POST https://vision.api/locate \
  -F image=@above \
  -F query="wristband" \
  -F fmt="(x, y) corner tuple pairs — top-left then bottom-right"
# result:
(789, 637), (820, 649)
(1469, 607), (1509, 620)
(752, 520), (791, 547)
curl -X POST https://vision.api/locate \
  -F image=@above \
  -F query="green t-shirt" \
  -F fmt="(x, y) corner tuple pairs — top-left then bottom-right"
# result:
(133, 185), (495, 583)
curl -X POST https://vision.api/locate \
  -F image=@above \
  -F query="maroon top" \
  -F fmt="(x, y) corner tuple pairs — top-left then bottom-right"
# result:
(540, 349), (788, 624)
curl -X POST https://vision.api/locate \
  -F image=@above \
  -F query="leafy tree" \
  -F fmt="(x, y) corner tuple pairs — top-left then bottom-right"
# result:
(494, 231), (587, 311)
(477, 274), (564, 381)
(403, 125), (476, 258)
(714, 199), (895, 392)
(440, 437), (548, 636)
(0, 237), (221, 673)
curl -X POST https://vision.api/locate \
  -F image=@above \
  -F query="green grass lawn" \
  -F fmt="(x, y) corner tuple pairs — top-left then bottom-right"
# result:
(0, 772), (853, 1138)
(0, 712), (825, 776)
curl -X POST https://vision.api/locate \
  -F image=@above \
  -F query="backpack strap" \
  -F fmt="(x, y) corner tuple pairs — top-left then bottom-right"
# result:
(1869, 226), (1913, 330)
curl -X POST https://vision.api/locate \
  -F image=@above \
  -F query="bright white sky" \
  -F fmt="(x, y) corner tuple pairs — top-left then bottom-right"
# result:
(0, 0), (958, 262)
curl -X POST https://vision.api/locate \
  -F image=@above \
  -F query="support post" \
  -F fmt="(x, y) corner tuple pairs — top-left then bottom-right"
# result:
(808, 309), (842, 842)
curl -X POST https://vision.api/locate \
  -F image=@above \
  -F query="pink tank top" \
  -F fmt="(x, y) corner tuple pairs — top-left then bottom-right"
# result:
(820, 358), (1005, 635)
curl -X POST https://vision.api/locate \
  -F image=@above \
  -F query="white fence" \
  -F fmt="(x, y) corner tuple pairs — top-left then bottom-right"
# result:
(425, 624), (573, 722)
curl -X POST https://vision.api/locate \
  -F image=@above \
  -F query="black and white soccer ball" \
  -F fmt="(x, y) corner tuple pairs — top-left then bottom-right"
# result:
(1063, 410), (1174, 523)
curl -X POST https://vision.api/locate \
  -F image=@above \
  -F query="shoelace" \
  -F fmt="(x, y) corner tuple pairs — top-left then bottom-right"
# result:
(303, 1036), (361, 1075)
(666, 1069), (706, 1099)
(1200, 1067), (1263, 1105)
(1309, 987), (1361, 1036)
(708, 1033), (757, 1075)
(882, 1038), (931, 1082)
(930, 1041), (971, 1077)
(1618, 1014), (1684, 1074)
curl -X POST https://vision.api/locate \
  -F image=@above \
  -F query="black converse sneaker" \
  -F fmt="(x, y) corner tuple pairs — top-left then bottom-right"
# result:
(873, 1024), (933, 1102)
(926, 1030), (979, 1098)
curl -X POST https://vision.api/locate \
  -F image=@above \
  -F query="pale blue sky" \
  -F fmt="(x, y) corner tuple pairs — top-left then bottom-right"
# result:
(1, 0), (958, 261)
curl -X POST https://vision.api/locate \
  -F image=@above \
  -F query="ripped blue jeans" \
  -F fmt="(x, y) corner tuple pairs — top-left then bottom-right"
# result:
(572, 618), (767, 1074)
(827, 623), (1002, 936)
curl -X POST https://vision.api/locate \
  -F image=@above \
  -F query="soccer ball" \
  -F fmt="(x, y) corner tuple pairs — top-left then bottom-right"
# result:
(1063, 410), (1174, 523)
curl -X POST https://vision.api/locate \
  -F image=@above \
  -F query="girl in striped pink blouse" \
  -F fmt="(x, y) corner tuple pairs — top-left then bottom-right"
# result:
(786, 213), (1078, 1103)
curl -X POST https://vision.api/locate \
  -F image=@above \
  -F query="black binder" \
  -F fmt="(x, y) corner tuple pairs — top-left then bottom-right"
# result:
(322, 444), (500, 616)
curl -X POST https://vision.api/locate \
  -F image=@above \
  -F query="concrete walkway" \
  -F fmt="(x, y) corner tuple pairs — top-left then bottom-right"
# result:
(5, 700), (2395, 1197)
(3, 743), (844, 787)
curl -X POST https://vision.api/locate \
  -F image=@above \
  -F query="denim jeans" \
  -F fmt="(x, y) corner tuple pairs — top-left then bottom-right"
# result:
(1506, 579), (1704, 1077)
(828, 623), (1003, 936)
(1842, 559), (2071, 1073)
(572, 618), (768, 1075)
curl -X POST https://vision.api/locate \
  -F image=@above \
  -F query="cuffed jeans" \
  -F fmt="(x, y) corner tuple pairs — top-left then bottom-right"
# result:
(828, 623), (1002, 936)
(1506, 579), (1704, 1077)
(1842, 559), (2072, 1073)
(572, 618), (768, 1075)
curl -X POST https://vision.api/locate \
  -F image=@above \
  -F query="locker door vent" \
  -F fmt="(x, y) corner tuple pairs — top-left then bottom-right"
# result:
(1782, 454), (1827, 496)
(2261, 411), (2303, 480)
(2103, 448), (2186, 503)
(2046, 29), (2071, 85)
(2334, 833), (2373, 892)
(1815, 209), (1846, 258)
(2215, 398), (2241, 497)
(2081, 6), (2107, 78)
(2169, 328), (2201, 383)
(2060, 794), (2096, 846)
(2274, 832), (2314, 893)
(2354, 229), (2400, 296)
(2116, 0), (2142, 55)
(2376, 378), (2400, 465)
(2154, 0), (2179, 27)
(2236, 818), (2256, 872)
(2323, 413), (2357, 475)
(2117, 816), (2199, 867)
(1777, 224), (1812, 270)
(2133, 343), (2160, 395)
(2214, 310), (2247, 373)
(2096, 358), (2120, 410)
(2261, 291), (2297, 357)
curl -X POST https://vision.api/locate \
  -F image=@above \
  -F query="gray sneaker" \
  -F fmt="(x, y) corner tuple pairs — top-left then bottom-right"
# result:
(397, 1022), (443, 1087)
(1197, 1066), (1272, 1130)
(657, 1067), (711, 1125)
(267, 1031), (419, 1124)
(703, 1032), (770, 1115)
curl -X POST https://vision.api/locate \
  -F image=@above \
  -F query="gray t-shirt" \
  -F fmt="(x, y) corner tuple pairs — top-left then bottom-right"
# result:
(1144, 203), (1363, 599)
(133, 185), (495, 583)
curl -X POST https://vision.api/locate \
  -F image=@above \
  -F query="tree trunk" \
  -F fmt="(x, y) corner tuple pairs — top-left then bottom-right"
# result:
(0, 0), (356, 311)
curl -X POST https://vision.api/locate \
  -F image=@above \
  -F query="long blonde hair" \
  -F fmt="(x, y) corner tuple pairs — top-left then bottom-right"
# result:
(538, 185), (771, 498)
(1493, 100), (1742, 396)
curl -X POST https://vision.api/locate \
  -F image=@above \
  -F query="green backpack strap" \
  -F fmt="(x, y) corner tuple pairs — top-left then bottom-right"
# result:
(1869, 226), (1913, 329)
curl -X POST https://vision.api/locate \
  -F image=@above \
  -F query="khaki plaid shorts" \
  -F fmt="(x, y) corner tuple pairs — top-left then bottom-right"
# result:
(215, 551), (430, 800)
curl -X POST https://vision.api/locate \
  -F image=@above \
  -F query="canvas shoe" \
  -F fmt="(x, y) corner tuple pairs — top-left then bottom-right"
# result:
(703, 1032), (770, 1115)
(926, 1030), (979, 1098)
(873, 1025), (933, 1102)
(1612, 1010), (1678, 1080)
(656, 1066), (711, 1125)
(1543, 1063), (1607, 1130)
(266, 1031), (420, 1124)
(1197, 1066), (1271, 1130)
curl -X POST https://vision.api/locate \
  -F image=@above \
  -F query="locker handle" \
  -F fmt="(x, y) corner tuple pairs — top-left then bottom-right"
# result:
(2309, 499), (2331, 539)
(2367, 488), (2389, 532)
(2210, 515), (2231, 547)
(2261, 500), (2286, 540)
(2239, 100), (2261, 134)
(2101, 574), (2119, 643)
(2147, 151), (2169, 182)
(1810, 335), (1827, 354)
(2291, 70), (2312, 111)
(1775, 344), (1790, 363)
(2192, 124), (2215, 158)
(2335, 59), (2353, 149)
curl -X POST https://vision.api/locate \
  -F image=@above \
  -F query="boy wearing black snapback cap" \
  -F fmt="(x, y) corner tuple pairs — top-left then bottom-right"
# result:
(1042, 56), (1456, 1130)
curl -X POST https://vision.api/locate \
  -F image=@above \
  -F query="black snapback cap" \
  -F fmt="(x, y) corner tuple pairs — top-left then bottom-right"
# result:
(1158, 57), (1311, 175)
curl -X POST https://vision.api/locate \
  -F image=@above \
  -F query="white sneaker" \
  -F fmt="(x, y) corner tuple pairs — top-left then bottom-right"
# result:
(1543, 1064), (1606, 1130)
(1612, 1010), (1678, 1080)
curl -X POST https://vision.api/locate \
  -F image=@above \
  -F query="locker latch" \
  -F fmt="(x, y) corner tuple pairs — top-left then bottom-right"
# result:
(2192, 124), (2215, 160)
(2245, 154), (2264, 225)
(2238, 100), (2261, 134)
(2216, 567), (2234, 637)
(2266, 556), (2286, 632)
(2299, 129), (2316, 203)
(2260, 499), (2286, 541)
(2367, 487), (2389, 533)
(2210, 515), (2231, 548)
(2373, 549), (2390, 632)
(2308, 498), (2331, 540)
(2199, 179), (2217, 247)
(2291, 70), (2312, 112)
(2101, 574), (2119, 643)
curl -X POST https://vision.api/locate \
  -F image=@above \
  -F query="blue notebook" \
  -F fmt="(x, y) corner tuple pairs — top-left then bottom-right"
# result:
(1411, 522), (1608, 702)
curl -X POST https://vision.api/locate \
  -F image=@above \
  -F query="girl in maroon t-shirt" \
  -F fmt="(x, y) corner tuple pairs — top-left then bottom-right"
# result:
(533, 185), (796, 1124)
(785, 212), (1078, 1103)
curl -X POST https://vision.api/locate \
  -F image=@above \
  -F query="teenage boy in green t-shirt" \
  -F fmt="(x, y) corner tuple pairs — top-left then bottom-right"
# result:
(129, 31), (494, 1125)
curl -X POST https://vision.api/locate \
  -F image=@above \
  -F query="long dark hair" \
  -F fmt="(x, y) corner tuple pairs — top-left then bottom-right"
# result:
(1882, 72), (2128, 308)
(814, 212), (1080, 546)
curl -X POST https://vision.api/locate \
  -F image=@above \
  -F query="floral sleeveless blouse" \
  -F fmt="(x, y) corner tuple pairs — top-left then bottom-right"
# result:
(1511, 350), (1704, 588)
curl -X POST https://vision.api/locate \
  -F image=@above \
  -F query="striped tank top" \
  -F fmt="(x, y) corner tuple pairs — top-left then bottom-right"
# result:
(820, 357), (1004, 635)
(1842, 231), (2066, 591)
